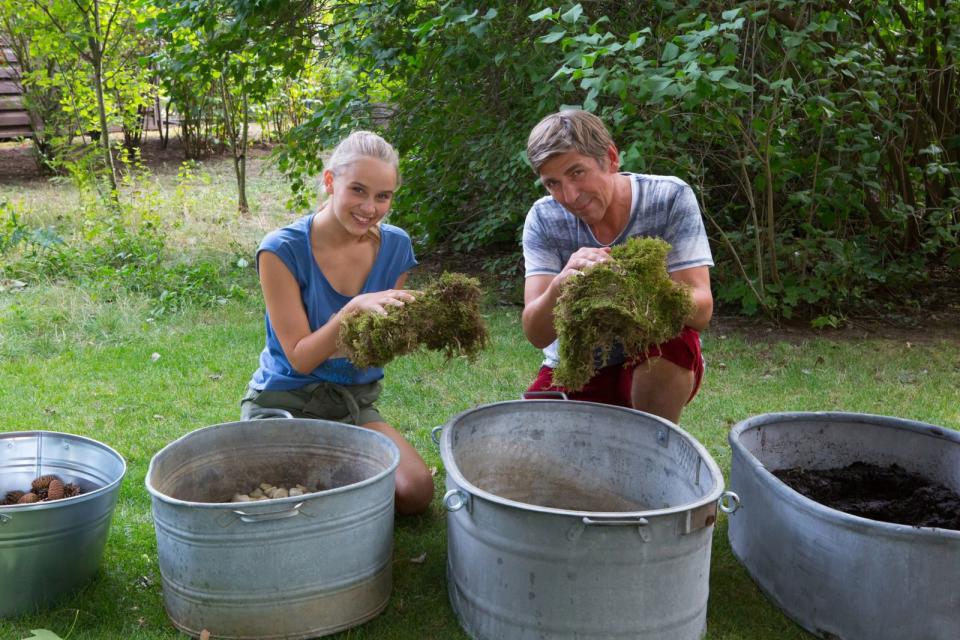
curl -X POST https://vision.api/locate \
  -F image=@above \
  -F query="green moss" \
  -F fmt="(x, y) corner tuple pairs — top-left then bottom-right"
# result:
(339, 272), (490, 369)
(552, 237), (695, 391)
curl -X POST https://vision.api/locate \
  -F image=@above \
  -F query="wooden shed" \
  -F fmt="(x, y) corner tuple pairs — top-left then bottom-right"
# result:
(1, 38), (34, 140)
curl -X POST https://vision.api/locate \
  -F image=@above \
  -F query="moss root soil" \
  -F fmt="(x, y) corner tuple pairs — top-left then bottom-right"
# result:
(339, 272), (489, 369)
(553, 237), (694, 391)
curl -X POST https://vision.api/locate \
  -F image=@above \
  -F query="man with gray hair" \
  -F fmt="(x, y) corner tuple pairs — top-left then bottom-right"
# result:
(521, 109), (714, 424)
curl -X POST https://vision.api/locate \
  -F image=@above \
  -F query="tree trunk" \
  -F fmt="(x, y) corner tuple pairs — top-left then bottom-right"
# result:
(219, 73), (249, 214)
(238, 90), (249, 214)
(90, 44), (118, 196)
(83, 0), (118, 198)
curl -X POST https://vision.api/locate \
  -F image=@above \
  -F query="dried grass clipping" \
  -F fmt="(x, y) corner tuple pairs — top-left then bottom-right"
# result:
(339, 272), (489, 369)
(552, 237), (695, 391)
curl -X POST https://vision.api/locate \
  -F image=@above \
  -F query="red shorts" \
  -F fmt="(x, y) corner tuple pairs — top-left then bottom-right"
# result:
(525, 327), (704, 408)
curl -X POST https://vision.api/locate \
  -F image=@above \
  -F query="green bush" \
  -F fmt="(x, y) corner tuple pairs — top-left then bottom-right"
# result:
(270, 0), (958, 322)
(1, 159), (253, 317)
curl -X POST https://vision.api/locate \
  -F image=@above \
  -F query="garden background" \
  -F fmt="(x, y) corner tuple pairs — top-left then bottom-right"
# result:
(1, 1), (959, 638)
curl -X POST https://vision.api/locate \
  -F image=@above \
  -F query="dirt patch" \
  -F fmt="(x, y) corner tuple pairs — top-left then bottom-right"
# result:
(774, 462), (960, 530)
(0, 140), (42, 181)
(0, 134), (276, 183)
(709, 265), (960, 344)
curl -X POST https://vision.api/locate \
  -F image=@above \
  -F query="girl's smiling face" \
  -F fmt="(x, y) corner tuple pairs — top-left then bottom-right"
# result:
(323, 156), (397, 235)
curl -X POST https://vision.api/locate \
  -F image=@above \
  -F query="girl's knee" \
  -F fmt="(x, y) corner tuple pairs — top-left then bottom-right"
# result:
(395, 465), (435, 515)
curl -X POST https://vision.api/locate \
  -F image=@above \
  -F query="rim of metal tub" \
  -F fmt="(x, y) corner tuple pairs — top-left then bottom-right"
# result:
(0, 430), (127, 513)
(729, 410), (960, 540)
(145, 418), (400, 509)
(437, 399), (727, 519)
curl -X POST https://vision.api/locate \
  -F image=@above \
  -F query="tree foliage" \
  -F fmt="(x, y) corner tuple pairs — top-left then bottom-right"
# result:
(149, 0), (314, 212)
(1, 0), (155, 190)
(6, 0), (958, 320)
(275, 0), (567, 251)
(269, 0), (958, 320)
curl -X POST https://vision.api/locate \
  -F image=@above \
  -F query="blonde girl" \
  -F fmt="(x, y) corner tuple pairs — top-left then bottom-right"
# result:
(241, 131), (434, 514)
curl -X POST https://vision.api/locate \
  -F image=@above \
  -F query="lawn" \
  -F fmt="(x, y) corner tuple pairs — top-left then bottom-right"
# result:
(1, 142), (958, 639)
(2, 299), (957, 640)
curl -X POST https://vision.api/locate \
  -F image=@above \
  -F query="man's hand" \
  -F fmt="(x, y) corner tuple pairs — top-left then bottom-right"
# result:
(555, 246), (612, 286)
(669, 265), (713, 330)
(522, 246), (612, 348)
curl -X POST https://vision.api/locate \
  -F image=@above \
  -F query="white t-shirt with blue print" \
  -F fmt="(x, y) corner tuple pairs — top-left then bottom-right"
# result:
(522, 173), (713, 368)
(249, 213), (417, 390)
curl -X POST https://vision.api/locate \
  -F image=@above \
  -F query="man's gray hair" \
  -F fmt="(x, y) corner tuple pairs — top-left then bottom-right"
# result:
(526, 110), (614, 173)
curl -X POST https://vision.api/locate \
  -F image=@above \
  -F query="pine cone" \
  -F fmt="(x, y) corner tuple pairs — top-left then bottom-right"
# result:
(17, 492), (39, 504)
(32, 475), (59, 492)
(2, 490), (24, 505)
(64, 483), (82, 498)
(46, 479), (65, 501)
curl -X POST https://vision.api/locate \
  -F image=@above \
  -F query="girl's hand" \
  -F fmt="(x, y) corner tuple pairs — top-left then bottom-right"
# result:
(340, 289), (416, 318)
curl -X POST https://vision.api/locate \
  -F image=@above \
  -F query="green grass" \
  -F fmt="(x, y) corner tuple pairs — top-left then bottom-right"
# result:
(2, 148), (959, 639)
(0, 143), (293, 266)
(0, 294), (957, 639)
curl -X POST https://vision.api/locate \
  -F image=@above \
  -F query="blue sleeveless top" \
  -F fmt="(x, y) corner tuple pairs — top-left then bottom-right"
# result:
(249, 214), (417, 390)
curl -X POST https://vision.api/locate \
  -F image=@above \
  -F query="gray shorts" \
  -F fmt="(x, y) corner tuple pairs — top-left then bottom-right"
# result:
(240, 380), (384, 425)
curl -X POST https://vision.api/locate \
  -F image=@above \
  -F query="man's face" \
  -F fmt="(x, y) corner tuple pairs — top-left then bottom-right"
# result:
(538, 147), (619, 225)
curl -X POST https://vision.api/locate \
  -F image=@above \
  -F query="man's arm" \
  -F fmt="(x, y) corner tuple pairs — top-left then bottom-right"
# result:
(521, 246), (612, 348)
(670, 265), (713, 331)
(521, 274), (561, 349)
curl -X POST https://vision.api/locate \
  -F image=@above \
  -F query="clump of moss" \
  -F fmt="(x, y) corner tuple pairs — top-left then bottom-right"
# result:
(339, 272), (489, 369)
(552, 237), (695, 391)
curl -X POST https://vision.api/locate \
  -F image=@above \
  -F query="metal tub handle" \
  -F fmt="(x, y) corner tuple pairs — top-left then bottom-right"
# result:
(581, 516), (650, 527)
(245, 408), (294, 420)
(575, 516), (651, 541)
(431, 425), (444, 447)
(443, 489), (471, 513)
(521, 391), (569, 400)
(719, 491), (741, 514)
(231, 502), (305, 523)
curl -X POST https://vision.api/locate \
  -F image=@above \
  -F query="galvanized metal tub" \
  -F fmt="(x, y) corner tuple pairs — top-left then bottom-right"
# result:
(0, 430), (126, 617)
(436, 400), (733, 640)
(728, 412), (960, 640)
(145, 418), (399, 640)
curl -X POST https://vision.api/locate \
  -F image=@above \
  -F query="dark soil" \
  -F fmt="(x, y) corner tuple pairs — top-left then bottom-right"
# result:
(0, 140), (42, 181)
(774, 462), (960, 530)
